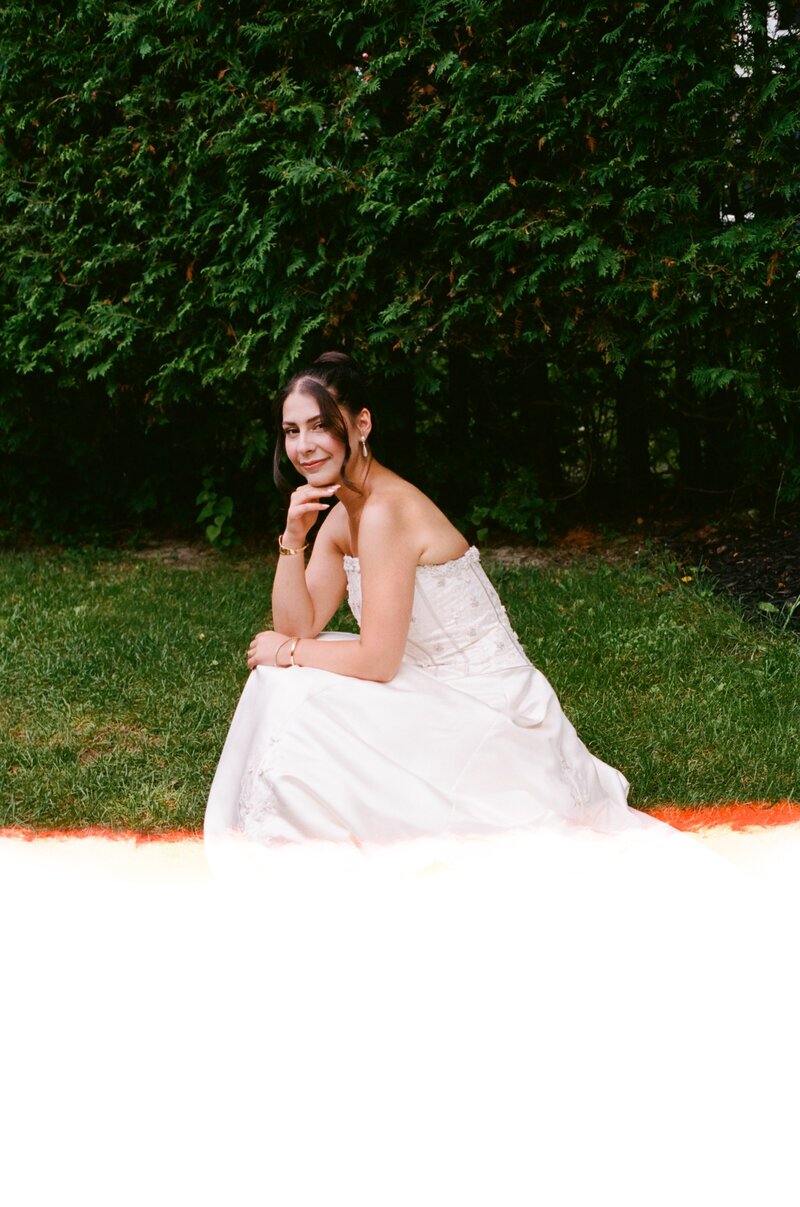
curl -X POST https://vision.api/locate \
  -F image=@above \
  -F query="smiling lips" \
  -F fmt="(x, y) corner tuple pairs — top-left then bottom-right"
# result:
(301, 458), (328, 471)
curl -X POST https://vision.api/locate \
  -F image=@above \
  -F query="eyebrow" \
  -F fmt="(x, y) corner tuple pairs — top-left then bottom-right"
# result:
(282, 414), (322, 428)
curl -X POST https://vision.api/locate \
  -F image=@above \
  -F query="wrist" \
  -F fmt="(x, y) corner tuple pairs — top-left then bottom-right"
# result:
(274, 636), (292, 667)
(278, 532), (308, 556)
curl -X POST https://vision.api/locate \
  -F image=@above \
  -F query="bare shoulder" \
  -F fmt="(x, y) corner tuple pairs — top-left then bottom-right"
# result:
(358, 484), (423, 552)
(359, 474), (468, 564)
(360, 481), (416, 525)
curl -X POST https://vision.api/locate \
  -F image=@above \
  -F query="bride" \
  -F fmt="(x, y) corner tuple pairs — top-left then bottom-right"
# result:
(204, 350), (660, 849)
(198, 353), (800, 1206)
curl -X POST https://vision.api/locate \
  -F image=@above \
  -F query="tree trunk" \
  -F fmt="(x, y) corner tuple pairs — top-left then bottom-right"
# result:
(516, 357), (563, 497)
(616, 363), (652, 506)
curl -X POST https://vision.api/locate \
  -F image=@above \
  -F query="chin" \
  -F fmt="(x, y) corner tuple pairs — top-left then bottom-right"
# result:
(303, 475), (338, 491)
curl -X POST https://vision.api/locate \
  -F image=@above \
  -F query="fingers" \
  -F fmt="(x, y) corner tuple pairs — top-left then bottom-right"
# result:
(286, 489), (337, 529)
(291, 502), (330, 514)
(291, 484), (340, 504)
(284, 483), (338, 541)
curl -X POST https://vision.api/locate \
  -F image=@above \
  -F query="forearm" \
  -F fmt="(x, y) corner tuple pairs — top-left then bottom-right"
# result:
(293, 636), (399, 683)
(271, 551), (317, 636)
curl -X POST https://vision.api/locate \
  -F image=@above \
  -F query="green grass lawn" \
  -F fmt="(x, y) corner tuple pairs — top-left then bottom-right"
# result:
(1, 544), (798, 833)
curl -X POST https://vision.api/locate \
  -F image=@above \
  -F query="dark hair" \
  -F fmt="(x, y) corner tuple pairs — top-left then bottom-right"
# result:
(272, 351), (369, 493)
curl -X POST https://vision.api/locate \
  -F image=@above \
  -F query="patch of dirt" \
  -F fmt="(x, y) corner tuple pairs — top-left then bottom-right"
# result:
(488, 528), (647, 569)
(664, 514), (800, 629)
(133, 541), (220, 569)
(488, 511), (799, 630)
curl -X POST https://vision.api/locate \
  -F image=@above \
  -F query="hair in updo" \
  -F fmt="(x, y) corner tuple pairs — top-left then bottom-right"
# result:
(273, 351), (369, 493)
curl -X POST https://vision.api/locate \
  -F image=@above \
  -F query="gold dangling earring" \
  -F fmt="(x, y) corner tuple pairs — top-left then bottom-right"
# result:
(360, 435), (368, 459)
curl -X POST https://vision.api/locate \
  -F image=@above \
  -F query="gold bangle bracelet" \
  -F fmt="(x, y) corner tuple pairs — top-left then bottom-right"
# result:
(278, 534), (308, 556)
(274, 638), (292, 667)
(289, 637), (300, 666)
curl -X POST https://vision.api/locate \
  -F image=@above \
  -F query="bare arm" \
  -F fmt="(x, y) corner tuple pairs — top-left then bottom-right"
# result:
(250, 500), (420, 682)
(271, 485), (347, 637)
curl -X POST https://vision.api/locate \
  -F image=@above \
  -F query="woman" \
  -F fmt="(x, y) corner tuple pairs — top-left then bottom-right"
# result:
(199, 356), (789, 1206)
(204, 351), (659, 849)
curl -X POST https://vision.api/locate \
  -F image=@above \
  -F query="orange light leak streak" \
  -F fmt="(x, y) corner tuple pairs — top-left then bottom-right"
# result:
(649, 799), (800, 831)
(0, 824), (203, 843)
(2, 800), (799, 845)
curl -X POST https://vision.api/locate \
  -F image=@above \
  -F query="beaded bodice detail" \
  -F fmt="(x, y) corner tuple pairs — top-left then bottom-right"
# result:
(342, 546), (529, 679)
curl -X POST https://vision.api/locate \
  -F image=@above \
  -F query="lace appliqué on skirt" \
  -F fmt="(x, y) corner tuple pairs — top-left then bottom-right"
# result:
(238, 736), (281, 843)
(558, 749), (593, 814)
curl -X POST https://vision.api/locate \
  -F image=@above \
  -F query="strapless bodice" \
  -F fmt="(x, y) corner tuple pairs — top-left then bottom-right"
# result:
(342, 546), (529, 678)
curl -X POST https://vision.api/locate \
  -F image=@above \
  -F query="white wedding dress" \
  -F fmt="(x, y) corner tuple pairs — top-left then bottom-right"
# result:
(193, 551), (800, 1206)
(6, 549), (795, 1207)
(205, 546), (659, 850)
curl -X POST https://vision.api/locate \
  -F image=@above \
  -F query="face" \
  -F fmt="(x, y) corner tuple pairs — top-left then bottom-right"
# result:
(281, 389), (354, 485)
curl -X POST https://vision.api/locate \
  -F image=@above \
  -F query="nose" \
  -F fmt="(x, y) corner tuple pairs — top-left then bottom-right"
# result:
(298, 426), (317, 455)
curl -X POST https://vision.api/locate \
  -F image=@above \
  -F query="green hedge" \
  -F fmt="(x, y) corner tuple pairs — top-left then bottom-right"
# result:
(1, 1), (798, 538)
